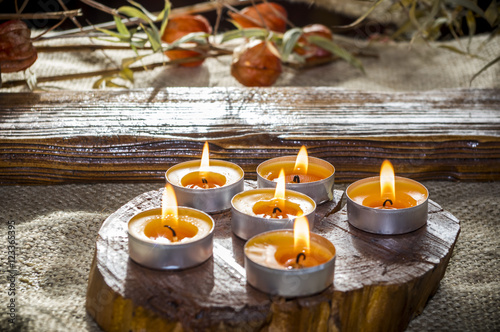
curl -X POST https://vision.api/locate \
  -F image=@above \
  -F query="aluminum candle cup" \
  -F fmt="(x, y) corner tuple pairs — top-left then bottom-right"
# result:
(257, 156), (335, 204)
(166, 160), (244, 213)
(244, 230), (336, 297)
(346, 176), (429, 235)
(231, 188), (316, 240)
(128, 207), (214, 270)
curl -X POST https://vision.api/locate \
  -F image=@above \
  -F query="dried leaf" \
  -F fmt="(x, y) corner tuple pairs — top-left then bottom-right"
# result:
(119, 67), (134, 83)
(307, 35), (364, 73)
(333, 0), (386, 29)
(470, 55), (500, 85)
(127, 0), (157, 22)
(466, 10), (476, 50)
(96, 27), (129, 40)
(118, 6), (152, 24)
(167, 32), (209, 48)
(158, 0), (171, 37)
(281, 27), (303, 62)
(141, 23), (162, 52)
(114, 16), (130, 37)
(484, 0), (499, 26)
(220, 28), (268, 43)
(438, 44), (484, 59)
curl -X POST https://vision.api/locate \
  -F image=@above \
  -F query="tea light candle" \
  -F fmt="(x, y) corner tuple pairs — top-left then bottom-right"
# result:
(231, 169), (316, 240)
(257, 146), (335, 204)
(166, 142), (244, 213)
(244, 216), (336, 297)
(127, 185), (214, 270)
(346, 160), (429, 234)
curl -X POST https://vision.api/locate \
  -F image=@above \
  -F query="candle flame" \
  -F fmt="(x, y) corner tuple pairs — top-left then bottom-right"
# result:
(294, 216), (310, 254)
(380, 160), (396, 201)
(293, 146), (308, 174)
(274, 169), (286, 201)
(200, 141), (210, 170)
(162, 184), (178, 228)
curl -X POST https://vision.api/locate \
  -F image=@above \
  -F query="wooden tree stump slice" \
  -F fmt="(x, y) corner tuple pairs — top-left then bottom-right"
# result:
(86, 181), (460, 332)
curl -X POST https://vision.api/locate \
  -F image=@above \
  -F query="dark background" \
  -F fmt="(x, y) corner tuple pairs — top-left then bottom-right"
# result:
(0, 0), (495, 39)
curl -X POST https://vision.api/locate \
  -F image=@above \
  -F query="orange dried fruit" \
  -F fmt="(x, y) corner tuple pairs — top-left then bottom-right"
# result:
(294, 24), (333, 62)
(229, 3), (287, 33)
(231, 40), (282, 87)
(0, 20), (37, 73)
(161, 15), (212, 67)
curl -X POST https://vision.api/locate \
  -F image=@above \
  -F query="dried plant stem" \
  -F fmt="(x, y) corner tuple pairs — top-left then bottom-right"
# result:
(39, 0), (257, 41)
(2, 49), (232, 89)
(36, 45), (153, 53)
(0, 9), (82, 20)
(79, 0), (120, 17)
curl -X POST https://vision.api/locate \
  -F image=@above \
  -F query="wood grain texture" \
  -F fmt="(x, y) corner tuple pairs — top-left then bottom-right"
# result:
(86, 181), (460, 331)
(1, 87), (499, 184)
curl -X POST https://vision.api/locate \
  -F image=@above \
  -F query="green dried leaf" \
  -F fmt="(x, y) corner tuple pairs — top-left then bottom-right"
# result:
(445, 0), (485, 18)
(120, 67), (135, 83)
(127, 0), (157, 22)
(307, 35), (365, 73)
(96, 27), (129, 40)
(220, 28), (268, 43)
(438, 45), (484, 59)
(281, 28), (303, 62)
(114, 16), (130, 37)
(142, 24), (162, 52)
(118, 6), (152, 24)
(470, 55), (500, 85)
(159, 0), (171, 37)
(333, 0), (385, 29)
(484, 0), (498, 26)
(122, 55), (147, 68)
(466, 10), (476, 50)
(167, 32), (209, 48)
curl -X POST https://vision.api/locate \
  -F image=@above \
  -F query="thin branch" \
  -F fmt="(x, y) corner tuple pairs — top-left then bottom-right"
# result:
(0, 9), (82, 20)
(1, 49), (232, 89)
(58, 0), (83, 29)
(38, 0), (257, 40)
(79, 0), (120, 17)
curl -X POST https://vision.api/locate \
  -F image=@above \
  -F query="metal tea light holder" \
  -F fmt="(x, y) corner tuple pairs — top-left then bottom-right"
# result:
(256, 156), (335, 204)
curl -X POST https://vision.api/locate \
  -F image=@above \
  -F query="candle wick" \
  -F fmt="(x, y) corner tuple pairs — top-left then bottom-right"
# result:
(383, 199), (393, 207)
(164, 224), (178, 242)
(272, 207), (282, 218)
(201, 177), (209, 189)
(295, 252), (306, 268)
(293, 175), (301, 183)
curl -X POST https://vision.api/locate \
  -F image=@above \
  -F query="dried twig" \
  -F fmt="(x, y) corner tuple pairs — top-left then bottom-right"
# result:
(2, 47), (233, 89)
(0, 9), (82, 20)
(38, 0), (257, 40)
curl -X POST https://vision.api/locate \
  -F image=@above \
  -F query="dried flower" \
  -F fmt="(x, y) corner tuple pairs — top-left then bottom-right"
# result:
(229, 3), (287, 33)
(294, 24), (333, 61)
(0, 20), (37, 73)
(231, 40), (282, 87)
(161, 15), (212, 67)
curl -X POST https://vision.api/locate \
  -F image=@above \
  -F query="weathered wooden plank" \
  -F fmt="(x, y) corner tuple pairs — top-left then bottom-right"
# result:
(1, 87), (499, 184)
(86, 182), (460, 331)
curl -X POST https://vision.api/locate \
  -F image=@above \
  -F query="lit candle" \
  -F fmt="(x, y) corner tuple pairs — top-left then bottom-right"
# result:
(257, 146), (335, 204)
(166, 142), (245, 212)
(346, 160), (429, 234)
(244, 216), (336, 297)
(128, 184), (214, 270)
(231, 169), (316, 240)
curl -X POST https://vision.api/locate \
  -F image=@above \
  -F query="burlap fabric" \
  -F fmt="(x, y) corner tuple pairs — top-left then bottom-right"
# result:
(0, 181), (498, 331)
(1, 33), (499, 92)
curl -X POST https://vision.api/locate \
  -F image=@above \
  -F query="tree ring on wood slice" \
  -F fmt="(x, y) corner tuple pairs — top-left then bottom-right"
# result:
(86, 181), (460, 332)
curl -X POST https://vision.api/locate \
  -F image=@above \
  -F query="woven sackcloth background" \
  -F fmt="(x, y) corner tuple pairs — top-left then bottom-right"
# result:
(1, 33), (499, 92)
(0, 181), (498, 331)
